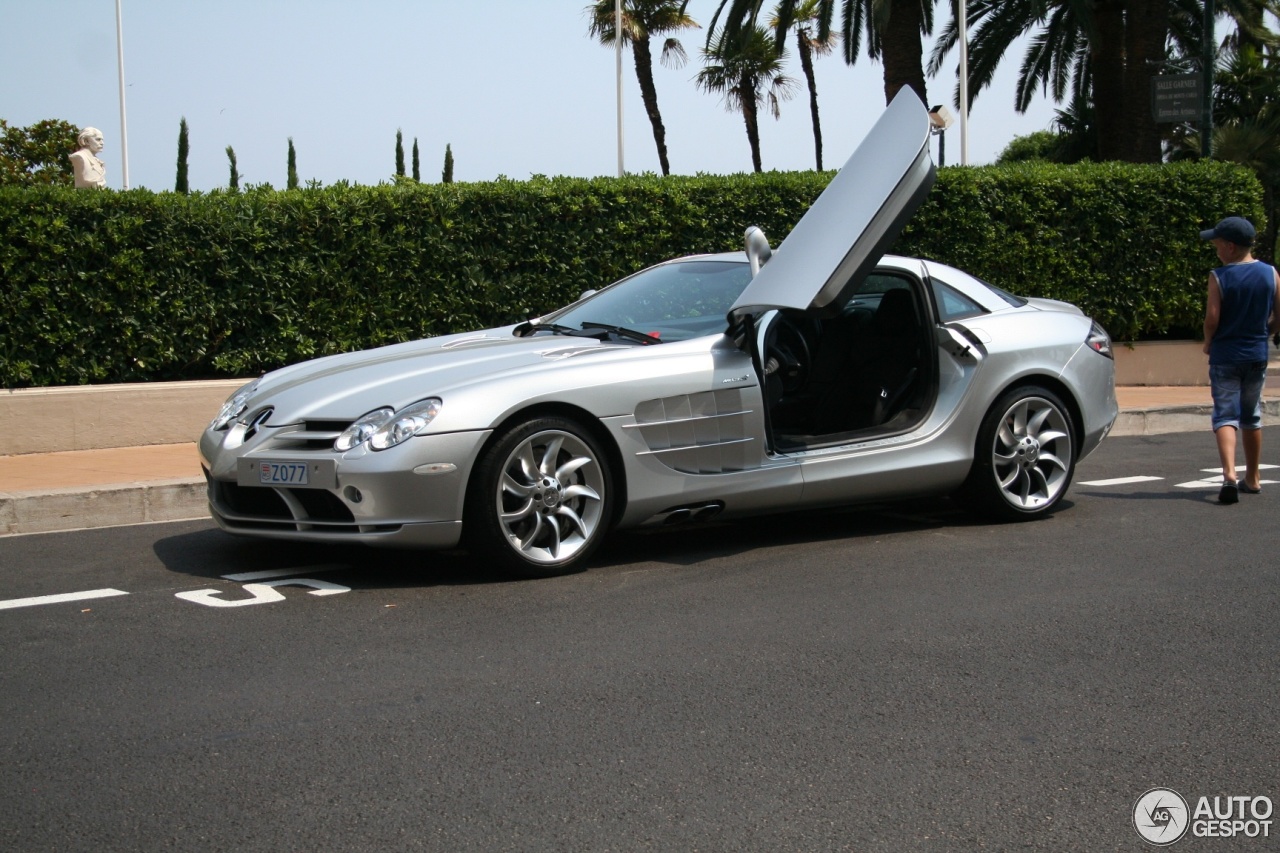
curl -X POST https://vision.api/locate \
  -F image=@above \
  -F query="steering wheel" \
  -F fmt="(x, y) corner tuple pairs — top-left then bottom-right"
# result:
(762, 314), (812, 398)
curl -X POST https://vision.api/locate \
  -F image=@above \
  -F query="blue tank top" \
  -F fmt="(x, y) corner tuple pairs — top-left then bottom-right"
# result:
(1211, 260), (1275, 365)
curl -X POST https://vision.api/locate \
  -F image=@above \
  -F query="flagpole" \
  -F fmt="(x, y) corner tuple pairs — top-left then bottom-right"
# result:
(958, 0), (968, 165)
(115, 0), (130, 188)
(616, 0), (624, 177)
(1201, 0), (1213, 158)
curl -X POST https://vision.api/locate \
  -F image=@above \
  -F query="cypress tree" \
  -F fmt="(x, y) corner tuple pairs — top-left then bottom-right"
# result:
(395, 129), (405, 177)
(442, 143), (454, 184)
(412, 137), (420, 182)
(175, 117), (190, 194)
(287, 137), (298, 189)
(226, 145), (239, 190)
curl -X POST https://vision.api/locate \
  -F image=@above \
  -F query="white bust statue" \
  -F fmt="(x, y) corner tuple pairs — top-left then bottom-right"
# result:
(69, 127), (106, 189)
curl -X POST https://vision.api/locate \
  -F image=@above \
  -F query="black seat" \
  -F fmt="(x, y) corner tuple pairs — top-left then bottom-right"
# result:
(869, 288), (916, 338)
(858, 289), (921, 426)
(779, 290), (923, 440)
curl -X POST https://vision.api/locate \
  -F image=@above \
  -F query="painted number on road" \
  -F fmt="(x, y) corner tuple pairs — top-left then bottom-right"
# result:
(176, 577), (350, 608)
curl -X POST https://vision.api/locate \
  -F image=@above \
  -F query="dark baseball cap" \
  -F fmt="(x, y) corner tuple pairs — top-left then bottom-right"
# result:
(1200, 216), (1256, 246)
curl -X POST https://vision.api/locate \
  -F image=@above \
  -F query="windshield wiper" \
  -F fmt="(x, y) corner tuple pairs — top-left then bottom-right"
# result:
(579, 322), (661, 345)
(513, 320), (593, 339)
(515, 319), (661, 345)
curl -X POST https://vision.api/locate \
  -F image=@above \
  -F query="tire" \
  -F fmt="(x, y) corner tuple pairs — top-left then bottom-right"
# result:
(464, 416), (614, 578)
(963, 385), (1076, 520)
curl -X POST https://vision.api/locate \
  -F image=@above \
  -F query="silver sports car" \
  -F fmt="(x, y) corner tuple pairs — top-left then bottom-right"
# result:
(200, 92), (1118, 577)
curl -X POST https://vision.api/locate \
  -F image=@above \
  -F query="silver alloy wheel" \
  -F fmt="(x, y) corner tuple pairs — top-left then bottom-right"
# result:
(494, 429), (606, 565)
(990, 395), (1073, 511)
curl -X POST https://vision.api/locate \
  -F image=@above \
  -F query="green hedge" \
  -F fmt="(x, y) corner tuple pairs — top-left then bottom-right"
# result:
(898, 160), (1263, 344)
(0, 160), (1262, 388)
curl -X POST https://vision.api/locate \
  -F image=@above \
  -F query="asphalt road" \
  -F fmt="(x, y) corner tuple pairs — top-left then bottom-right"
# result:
(1, 429), (1276, 852)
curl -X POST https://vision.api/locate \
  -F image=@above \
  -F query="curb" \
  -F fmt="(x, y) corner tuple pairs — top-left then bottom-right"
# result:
(1110, 399), (1280, 437)
(0, 479), (207, 537)
(1109, 404), (1213, 438)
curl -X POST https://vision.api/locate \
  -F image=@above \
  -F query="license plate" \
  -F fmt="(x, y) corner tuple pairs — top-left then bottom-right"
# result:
(258, 461), (310, 486)
(238, 458), (336, 489)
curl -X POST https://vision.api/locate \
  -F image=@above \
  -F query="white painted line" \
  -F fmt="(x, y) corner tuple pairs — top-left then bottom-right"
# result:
(1078, 476), (1164, 486)
(1179, 478), (1277, 489)
(1176, 480), (1221, 489)
(0, 588), (129, 610)
(223, 565), (344, 582)
(1200, 464), (1279, 473)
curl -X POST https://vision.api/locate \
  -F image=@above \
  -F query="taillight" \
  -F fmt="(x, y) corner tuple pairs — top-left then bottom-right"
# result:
(1086, 321), (1113, 359)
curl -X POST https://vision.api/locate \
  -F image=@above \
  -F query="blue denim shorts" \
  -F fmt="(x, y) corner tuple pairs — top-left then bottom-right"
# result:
(1210, 361), (1268, 430)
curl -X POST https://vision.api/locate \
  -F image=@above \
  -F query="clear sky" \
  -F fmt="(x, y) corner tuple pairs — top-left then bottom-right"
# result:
(2, 0), (1060, 192)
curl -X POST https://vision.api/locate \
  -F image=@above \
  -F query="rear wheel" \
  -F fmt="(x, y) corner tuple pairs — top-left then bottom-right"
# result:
(465, 416), (613, 578)
(963, 386), (1076, 520)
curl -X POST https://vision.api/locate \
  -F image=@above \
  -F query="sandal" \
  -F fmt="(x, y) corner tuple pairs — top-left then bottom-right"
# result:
(1240, 482), (1262, 494)
(1219, 481), (1239, 504)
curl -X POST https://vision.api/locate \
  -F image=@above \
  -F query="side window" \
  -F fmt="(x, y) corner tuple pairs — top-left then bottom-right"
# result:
(931, 280), (987, 322)
(852, 272), (913, 298)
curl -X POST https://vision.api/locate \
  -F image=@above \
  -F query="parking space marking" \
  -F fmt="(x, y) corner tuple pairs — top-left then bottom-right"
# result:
(1078, 476), (1164, 486)
(1085, 464), (1279, 490)
(1177, 465), (1280, 489)
(0, 588), (130, 611)
(1177, 478), (1278, 489)
(176, 578), (350, 608)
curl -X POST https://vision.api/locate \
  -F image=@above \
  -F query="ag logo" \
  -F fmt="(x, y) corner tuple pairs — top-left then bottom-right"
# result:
(1134, 788), (1190, 845)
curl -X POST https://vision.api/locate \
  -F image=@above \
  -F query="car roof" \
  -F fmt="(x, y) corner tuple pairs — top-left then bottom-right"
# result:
(668, 254), (1018, 317)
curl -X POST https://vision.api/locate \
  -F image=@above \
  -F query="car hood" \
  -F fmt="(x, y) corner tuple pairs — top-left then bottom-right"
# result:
(729, 89), (936, 318)
(247, 329), (629, 423)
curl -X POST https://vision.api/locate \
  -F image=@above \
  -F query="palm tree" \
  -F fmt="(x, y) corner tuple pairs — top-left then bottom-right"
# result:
(1168, 0), (1280, 57)
(1048, 92), (1099, 164)
(710, 0), (935, 106)
(698, 23), (797, 172)
(771, 0), (837, 169)
(927, 0), (1280, 163)
(587, 1), (700, 176)
(1170, 43), (1280, 255)
(926, 0), (1167, 163)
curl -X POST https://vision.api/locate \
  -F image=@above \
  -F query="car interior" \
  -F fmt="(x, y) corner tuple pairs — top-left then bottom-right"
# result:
(761, 272), (937, 450)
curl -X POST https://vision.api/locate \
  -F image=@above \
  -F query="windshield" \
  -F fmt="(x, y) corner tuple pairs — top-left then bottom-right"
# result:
(547, 260), (752, 342)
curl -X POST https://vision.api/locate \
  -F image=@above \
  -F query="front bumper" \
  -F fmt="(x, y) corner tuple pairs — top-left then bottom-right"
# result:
(200, 427), (491, 548)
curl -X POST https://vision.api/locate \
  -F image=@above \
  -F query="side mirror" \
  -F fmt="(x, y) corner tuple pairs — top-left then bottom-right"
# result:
(577, 289), (598, 301)
(744, 226), (772, 277)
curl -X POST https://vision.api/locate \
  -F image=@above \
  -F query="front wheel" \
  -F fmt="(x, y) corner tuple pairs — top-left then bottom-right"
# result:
(963, 386), (1076, 520)
(465, 417), (614, 578)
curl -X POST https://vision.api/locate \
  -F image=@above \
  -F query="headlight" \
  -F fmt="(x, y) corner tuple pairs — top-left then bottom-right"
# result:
(1086, 321), (1113, 359)
(334, 407), (394, 451)
(370, 398), (443, 451)
(209, 379), (260, 431)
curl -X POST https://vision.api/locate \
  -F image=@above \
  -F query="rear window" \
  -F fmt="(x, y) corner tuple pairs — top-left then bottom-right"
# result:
(931, 281), (987, 322)
(986, 282), (1028, 307)
(930, 269), (1028, 313)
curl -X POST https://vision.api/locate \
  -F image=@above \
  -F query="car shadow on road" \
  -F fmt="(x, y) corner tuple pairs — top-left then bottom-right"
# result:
(152, 527), (509, 588)
(584, 495), (1044, 569)
(1072, 487), (1231, 504)
(152, 495), (1051, 586)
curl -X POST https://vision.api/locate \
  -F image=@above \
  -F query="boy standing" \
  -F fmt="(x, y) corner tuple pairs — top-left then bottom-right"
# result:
(1201, 216), (1280, 503)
